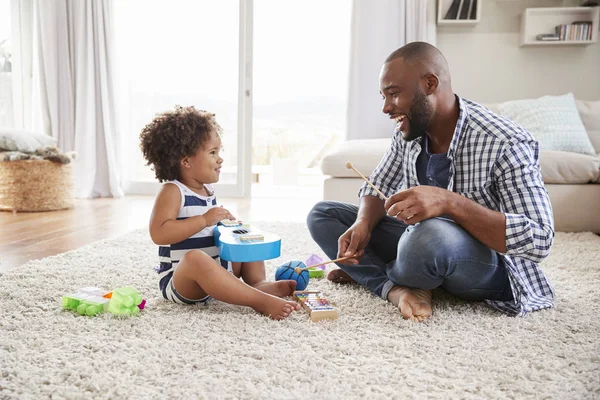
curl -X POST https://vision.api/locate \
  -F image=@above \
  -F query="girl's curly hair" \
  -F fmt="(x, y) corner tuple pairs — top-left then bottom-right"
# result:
(139, 106), (223, 182)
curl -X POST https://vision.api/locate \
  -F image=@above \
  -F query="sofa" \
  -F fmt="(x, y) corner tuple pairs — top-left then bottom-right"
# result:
(320, 98), (600, 233)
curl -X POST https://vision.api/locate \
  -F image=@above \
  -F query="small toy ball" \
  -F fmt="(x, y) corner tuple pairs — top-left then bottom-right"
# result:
(275, 260), (310, 291)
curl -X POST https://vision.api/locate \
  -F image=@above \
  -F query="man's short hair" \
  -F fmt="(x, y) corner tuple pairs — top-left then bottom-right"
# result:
(385, 41), (440, 64)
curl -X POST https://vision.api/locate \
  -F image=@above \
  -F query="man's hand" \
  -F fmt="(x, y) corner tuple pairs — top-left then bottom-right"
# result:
(338, 221), (371, 264)
(204, 206), (236, 227)
(384, 186), (452, 224)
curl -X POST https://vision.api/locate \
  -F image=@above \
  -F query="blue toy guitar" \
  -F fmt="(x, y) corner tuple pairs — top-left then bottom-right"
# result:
(214, 220), (281, 262)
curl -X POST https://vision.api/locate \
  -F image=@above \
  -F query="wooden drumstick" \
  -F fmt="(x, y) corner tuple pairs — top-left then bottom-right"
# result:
(345, 161), (388, 200)
(294, 255), (355, 273)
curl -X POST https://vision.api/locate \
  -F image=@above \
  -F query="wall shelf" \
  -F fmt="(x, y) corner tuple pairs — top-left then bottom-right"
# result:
(437, 0), (481, 26)
(520, 6), (599, 47)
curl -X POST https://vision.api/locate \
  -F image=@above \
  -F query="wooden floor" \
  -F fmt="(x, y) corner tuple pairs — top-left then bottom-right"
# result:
(0, 192), (320, 272)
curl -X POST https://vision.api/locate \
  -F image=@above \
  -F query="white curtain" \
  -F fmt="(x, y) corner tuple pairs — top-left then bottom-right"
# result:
(33, 0), (123, 198)
(346, 0), (436, 140)
(10, 0), (34, 130)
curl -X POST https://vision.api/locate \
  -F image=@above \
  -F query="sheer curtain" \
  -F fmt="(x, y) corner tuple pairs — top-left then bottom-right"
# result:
(9, 0), (34, 130)
(346, 0), (436, 140)
(33, 0), (123, 198)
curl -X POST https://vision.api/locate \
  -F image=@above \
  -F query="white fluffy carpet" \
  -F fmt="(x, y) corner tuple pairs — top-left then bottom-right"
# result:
(1, 222), (599, 399)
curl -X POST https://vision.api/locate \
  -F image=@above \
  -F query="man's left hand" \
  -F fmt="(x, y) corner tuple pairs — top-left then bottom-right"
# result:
(384, 186), (453, 224)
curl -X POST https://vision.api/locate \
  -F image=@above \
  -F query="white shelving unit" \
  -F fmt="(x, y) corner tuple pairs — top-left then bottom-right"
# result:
(437, 0), (481, 26)
(520, 7), (599, 46)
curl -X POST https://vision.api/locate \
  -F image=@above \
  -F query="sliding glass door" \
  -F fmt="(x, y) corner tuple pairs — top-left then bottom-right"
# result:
(114, 0), (351, 198)
(114, 0), (252, 197)
(252, 0), (351, 193)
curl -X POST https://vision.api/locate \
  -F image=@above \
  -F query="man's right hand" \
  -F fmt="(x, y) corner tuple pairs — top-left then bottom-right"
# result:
(337, 221), (371, 265)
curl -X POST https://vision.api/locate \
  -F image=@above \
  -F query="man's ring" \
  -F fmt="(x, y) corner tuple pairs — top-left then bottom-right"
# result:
(396, 212), (414, 220)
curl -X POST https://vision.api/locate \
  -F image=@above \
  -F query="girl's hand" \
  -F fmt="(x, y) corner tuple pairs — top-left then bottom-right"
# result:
(203, 206), (236, 227)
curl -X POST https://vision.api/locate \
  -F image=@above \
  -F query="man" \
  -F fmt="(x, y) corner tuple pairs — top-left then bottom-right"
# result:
(307, 42), (554, 321)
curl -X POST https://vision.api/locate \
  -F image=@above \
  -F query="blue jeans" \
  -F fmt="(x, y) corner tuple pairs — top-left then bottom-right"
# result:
(307, 201), (513, 302)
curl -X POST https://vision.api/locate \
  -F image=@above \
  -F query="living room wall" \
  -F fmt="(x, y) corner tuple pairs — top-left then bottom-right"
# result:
(436, 0), (600, 103)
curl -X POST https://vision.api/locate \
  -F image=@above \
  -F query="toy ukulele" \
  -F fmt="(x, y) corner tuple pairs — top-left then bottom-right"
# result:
(293, 290), (338, 322)
(214, 219), (281, 262)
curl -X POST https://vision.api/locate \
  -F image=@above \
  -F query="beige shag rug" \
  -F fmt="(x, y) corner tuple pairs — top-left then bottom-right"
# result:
(0, 222), (599, 399)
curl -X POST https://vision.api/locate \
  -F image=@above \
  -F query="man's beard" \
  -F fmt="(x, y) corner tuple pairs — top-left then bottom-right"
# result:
(402, 87), (432, 142)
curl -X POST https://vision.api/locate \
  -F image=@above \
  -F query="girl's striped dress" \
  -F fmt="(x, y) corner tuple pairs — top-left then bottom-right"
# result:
(155, 180), (230, 302)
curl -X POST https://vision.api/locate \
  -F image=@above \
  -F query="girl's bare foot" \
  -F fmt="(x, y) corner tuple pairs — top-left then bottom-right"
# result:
(327, 269), (356, 284)
(387, 286), (432, 322)
(253, 280), (297, 297)
(252, 295), (301, 320)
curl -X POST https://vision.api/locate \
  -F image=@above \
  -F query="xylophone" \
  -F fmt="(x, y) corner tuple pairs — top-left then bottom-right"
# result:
(293, 290), (338, 322)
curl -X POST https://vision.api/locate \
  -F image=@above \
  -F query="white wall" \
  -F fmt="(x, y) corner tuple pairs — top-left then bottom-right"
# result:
(436, 0), (600, 103)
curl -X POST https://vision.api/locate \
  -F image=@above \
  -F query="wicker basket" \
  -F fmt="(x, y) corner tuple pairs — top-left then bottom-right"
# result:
(0, 160), (74, 212)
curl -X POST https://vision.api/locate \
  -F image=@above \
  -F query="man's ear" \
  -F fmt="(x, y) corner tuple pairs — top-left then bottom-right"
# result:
(423, 73), (439, 95)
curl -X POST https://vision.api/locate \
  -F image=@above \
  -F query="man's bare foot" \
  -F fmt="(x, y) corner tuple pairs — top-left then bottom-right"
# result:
(327, 269), (356, 284)
(253, 280), (297, 297)
(387, 286), (432, 322)
(252, 295), (301, 320)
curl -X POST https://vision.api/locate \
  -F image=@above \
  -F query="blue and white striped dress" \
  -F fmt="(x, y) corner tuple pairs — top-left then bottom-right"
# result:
(156, 180), (230, 301)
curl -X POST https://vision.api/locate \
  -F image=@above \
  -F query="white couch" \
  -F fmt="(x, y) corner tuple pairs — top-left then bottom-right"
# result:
(321, 99), (600, 233)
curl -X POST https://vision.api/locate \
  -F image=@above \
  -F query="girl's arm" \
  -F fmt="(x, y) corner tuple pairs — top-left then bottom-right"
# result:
(149, 184), (208, 245)
(149, 184), (236, 245)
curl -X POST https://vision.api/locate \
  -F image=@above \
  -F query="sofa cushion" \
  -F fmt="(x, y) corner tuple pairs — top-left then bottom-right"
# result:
(321, 139), (391, 177)
(575, 99), (600, 154)
(540, 151), (600, 184)
(486, 100), (600, 154)
(496, 93), (596, 156)
(322, 139), (600, 184)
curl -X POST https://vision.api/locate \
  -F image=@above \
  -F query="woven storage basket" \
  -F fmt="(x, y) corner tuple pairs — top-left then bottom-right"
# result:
(0, 160), (74, 212)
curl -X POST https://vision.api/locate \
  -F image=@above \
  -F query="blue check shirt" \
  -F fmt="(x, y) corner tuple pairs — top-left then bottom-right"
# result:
(358, 96), (555, 316)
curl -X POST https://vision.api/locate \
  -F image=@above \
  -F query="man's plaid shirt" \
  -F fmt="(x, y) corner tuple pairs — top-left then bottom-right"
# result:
(358, 96), (555, 316)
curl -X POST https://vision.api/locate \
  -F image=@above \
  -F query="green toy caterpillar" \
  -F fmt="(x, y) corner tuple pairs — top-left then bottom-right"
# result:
(62, 287), (145, 317)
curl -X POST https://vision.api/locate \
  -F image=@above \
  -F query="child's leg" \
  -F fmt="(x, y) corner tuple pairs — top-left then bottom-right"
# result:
(173, 250), (300, 320)
(240, 261), (297, 298)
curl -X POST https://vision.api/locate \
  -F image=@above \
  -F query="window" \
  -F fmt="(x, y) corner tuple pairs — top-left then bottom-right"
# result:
(114, 0), (241, 190)
(253, 0), (351, 186)
(114, 0), (351, 195)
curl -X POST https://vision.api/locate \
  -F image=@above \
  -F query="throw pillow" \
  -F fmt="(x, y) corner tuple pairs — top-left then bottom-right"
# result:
(0, 128), (57, 153)
(496, 93), (596, 156)
(575, 99), (600, 155)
